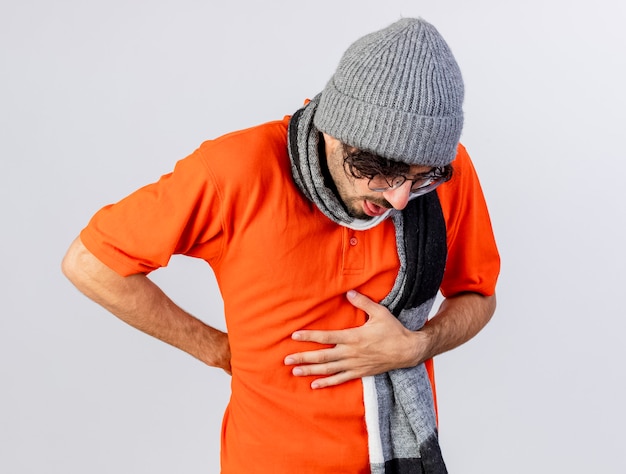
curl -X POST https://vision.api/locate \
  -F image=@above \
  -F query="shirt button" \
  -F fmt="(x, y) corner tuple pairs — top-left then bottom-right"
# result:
(349, 237), (358, 246)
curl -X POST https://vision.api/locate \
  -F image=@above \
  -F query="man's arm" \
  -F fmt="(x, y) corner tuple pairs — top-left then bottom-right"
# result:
(284, 290), (495, 389)
(62, 237), (231, 373)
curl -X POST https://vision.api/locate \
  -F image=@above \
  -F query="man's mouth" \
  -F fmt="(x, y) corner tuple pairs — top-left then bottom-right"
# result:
(362, 200), (390, 217)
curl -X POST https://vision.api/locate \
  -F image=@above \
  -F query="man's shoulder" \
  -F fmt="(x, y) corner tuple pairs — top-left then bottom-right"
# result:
(202, 116), (291, 155)
(186, 116), (293, 187)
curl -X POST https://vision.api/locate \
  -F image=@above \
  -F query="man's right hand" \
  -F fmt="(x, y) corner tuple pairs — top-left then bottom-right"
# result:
(62, 237), (231, 372)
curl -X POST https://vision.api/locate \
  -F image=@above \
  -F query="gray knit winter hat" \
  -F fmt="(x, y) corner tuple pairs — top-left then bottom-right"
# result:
(313, 18), (464, 167)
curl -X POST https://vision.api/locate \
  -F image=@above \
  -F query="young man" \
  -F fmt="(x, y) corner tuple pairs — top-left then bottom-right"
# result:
(62, 18), (499, 473)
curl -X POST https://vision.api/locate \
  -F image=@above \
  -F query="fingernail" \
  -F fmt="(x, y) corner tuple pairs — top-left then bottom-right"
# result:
(347, 290), (357, 298)
(292, 332), (302, 340)
(311, 382), (320, 389)
(292, 367), (303, 376)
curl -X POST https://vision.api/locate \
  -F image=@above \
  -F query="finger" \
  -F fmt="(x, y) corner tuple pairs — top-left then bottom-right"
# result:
(284, 347), (338, 366)
(291, 329), (351, 345)
(346, 290), (381, 315)
(310, 371), (356, 389)
(291, 360), (346, 377)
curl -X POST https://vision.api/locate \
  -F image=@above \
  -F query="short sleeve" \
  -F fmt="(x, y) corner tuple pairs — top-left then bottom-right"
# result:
(437, 144), (500, 297)
(80, 144), (225, 276)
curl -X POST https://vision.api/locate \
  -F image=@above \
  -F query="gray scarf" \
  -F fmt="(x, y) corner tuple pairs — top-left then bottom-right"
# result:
(287, 96), (449, 474)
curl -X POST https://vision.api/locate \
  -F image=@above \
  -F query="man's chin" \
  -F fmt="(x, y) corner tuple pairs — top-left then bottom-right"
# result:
(346, 205), (371, 220)
(351, 212), (373, 220)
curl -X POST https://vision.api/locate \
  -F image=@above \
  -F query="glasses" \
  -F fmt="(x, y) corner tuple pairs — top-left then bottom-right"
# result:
(367, 165), (452, 196)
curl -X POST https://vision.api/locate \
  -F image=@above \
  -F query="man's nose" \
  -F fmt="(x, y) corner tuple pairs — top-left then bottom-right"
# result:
(382, 181), (412, 210)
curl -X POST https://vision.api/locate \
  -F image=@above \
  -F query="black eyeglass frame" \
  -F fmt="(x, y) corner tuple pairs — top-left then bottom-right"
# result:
(367, 165), (453, 196)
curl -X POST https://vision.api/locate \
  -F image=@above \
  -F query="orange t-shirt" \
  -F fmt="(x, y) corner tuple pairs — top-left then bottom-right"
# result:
(81, 117), (499, 473)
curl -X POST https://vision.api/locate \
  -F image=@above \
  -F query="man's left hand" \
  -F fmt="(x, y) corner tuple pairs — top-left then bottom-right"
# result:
(283, 290), (425, 389)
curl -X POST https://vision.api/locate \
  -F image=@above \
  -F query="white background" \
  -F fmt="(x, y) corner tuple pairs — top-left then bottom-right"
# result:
(1, 1), (625, 472)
